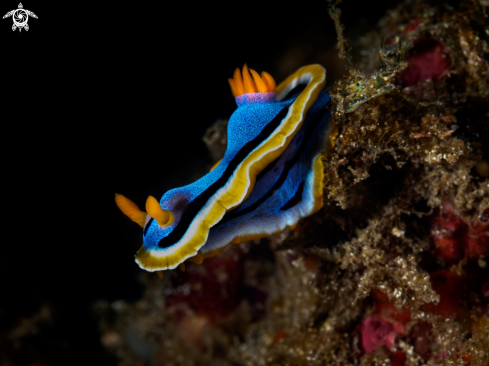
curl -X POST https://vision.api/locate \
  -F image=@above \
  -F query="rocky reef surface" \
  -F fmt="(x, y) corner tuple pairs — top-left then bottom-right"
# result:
(97, 1), (489, 365)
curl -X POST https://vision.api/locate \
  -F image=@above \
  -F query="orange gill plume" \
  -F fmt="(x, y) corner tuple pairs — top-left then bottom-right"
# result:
(228, 64), (276, 98)
(145, 196), (174, 227)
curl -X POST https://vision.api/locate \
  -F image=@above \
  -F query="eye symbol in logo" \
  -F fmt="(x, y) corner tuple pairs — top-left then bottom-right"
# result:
(3, 3), (37, 32)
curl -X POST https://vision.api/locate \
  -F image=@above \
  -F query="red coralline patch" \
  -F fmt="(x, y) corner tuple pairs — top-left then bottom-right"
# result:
(431, 201), (467, 263)
(465, 223), (489, 260)
(389, 350), (407, 366)
(460, 353), (472, 365)
(400, 39), (450, 87)
(403, 18), (419, 35)
(431, 201), (489, 263)
(359, 314), (405, 353)
(425, 270), (465, 318)
(371, 290), (411, 325)
(384, 18), (418, 46)
(359, 290), (410, 354)
(447, 352), (474, 365)
(166, 248), (267, 323)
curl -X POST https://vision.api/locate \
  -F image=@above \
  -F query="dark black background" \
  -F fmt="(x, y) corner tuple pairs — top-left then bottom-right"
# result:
(1, 0), (402, 364)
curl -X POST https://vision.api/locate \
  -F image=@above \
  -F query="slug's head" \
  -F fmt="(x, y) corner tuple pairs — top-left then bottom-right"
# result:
(116, 192), (196, 271)
(228, 64), (277, 106)
(115, 193), (174, 245)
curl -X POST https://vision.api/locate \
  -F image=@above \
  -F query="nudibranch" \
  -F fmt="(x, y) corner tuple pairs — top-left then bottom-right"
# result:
(116, 64), (327, 272)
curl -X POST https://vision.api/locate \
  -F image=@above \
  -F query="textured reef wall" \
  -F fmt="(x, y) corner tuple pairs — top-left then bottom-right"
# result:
(98, 1), (489, 365)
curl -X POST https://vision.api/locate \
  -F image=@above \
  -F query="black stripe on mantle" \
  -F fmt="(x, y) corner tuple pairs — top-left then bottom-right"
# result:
(214, 105), (329, 226)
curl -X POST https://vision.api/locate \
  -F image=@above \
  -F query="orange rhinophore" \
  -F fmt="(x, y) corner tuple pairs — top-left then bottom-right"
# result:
(115, 194), (147, 228)
(145, 196), (173, 227)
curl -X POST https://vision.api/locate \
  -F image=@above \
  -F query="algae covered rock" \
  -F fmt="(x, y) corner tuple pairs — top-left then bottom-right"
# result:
(102, 1), (489, 365)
